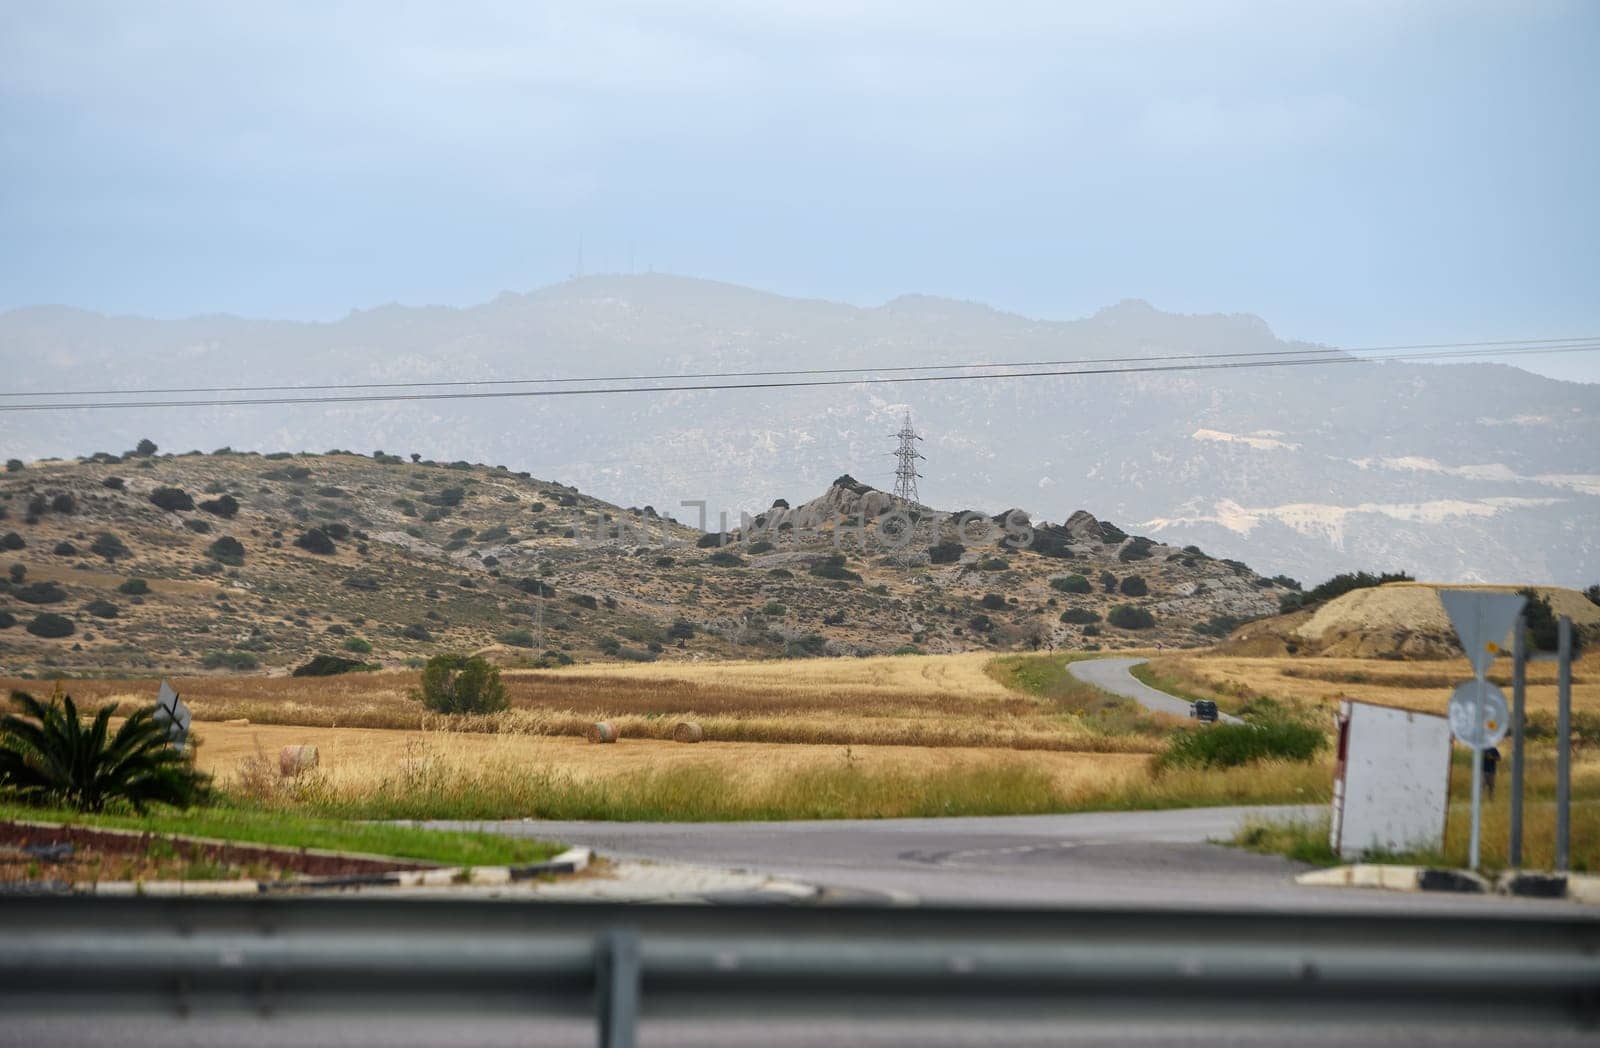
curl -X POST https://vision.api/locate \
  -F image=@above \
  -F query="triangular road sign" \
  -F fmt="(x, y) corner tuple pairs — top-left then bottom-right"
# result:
(1438, 590), (1526, 678)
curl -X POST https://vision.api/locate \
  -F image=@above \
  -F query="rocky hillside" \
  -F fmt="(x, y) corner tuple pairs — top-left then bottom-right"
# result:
(0, 447), (1290, 676)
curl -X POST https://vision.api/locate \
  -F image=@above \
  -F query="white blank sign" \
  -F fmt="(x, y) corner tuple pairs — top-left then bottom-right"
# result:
(1330, 699), (1452, 860)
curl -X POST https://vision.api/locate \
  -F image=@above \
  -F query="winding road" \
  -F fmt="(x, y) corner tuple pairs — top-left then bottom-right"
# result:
(1069, 656), (1243, 723)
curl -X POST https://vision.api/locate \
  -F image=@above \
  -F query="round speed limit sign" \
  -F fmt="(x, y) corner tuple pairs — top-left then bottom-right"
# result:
(1447, 680), (1510, 750)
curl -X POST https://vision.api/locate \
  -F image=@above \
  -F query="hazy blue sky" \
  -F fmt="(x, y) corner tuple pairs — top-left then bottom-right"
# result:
(3, 1), (1597, 379)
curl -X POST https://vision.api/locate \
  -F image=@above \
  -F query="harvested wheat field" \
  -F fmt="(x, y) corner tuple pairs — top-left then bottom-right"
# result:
(1144, 651), (1600, 721)
(193, 722), (1148, 794)
(2, 653), (1157, 753)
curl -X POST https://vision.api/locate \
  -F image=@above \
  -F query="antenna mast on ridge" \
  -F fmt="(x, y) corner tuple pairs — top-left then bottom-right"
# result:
(891, 411), (924, 504)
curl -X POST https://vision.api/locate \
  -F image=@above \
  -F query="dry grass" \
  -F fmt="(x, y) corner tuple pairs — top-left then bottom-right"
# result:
(1143, 652), (1600, 720)
(207, 723), (1327, 822)
(3, 653), (1160, 753)
(1235, 749), (1600, 872)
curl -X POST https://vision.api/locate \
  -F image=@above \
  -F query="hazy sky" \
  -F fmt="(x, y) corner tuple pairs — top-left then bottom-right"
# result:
(3, 1), (1597, 379)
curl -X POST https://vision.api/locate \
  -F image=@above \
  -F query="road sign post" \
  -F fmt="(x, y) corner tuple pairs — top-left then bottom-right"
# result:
(1557, 615), (1573, 871)
(1438, 590), (1526, 871)
(1509, 615), (1526, 868)
(152, 680), (192, 754)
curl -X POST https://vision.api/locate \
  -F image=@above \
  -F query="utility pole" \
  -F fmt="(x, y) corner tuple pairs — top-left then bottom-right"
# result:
(891, 412), (924, 504)
(1509, 614), (1526, 868)
(1557, 615), (1573, 871)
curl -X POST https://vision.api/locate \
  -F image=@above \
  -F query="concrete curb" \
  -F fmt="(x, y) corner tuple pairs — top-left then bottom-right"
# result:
(71, 847), (594, 896)
(1297, 864), (1598, 903)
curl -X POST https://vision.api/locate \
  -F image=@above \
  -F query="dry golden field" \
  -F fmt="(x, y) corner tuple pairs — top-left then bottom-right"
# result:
(3, 653), (1160, 754)
(1143, 651), (1600, 721)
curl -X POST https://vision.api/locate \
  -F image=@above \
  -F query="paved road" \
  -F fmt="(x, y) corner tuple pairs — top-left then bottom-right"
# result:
(428, 805), (1580, 915)
(1070, 656), (1243, 723)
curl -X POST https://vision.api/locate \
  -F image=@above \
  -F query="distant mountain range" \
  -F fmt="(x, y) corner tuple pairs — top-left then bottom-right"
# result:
(3, 275), (1596, 586)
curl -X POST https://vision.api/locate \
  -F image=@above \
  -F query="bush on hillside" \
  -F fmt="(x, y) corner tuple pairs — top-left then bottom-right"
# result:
(1107, 605), (1156, 630)
(206, 536), (245, 566)
(0, 610), (13, 629)
(1117, 536), (1154, 562)
(707, 550), (745, 567)
(84, 599), (119, 619)
(342, 636), (373, 654)
(1059, 607), (1100, 625)
(1279, 570), (1413, 611)
(294, 528), (336, 555)
(498, 629), (535, 648)
(808, 554), (859, 581)
(1119, 575), (1149, 597)
(26, 613), (74, 638)
(198, 494), (239, 518)
(50, 493), (76, 514)
(928, 540), (965, 564)
(90, 532), (130, 561)
(4, 459), (22, 472)
(1050, 574), (1092, 594)
(148, 487), (194, 512)
(980, 593), (1008, 610)
(53, 541), (78, 557)
(102, 477), (125, 490)
(1, 532), (24, 551)
(14, 581), (66, 605)
(415, 653), (508, 714)
(292, 654), (376, 677)
(201, 651), (259, 671)
(117, 578), (150, 596)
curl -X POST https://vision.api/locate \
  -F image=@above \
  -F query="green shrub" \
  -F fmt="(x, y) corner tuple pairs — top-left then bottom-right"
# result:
(26, 613), (74, 638)
(14, 581), (66, 604)
(202, 651), (259, 671)
(148, 487), (194, 512)
(52, 541), (78, 556)
(967, 614), (993, 633)
(117, 578), (150, 596)
(295, 528), (336, 555)
(0, 689), (210, 812)
(1158, 720), (1324, 771)
(761, 601), (786, 616)
(415, 654), (507, 714)
(1517, 588), (1562, 653)
(292, 655), (376, 677)
(1195, 614), (1246, 638)
(7, 563), (22, 583)
(708, 550), (745, 567)
(1280, 569), (1414, 611)
(498, 629), (535, 648)
(1059, 607), (1100, 625)
(50, 493), (76, 514)
(1100, 571), (1117, 593)
(4, 459), (21, 472)
(206, 536), (245, 566)
(0, 610), (13, 629)
(785, 634), (827, 657)
(1050, 574), (1092, 594)
(1, 532), (23, 551)
(198, 494), (239, 518)
(84, 599), (119, 619)
(928, 540), (965, 564)
(1119, 575), (1149, 597)
(342, 636), (373, 654)
(102, 477), (125, 490)
(402, 623), (433, 641)
(597, 637), (622, 655)
(808, 554), (859, 581)
(976, 557), (1008, 571)
(1117, 536), (1154, 562)
(182, 517), (212, 534)
(980, 593), (1007, 610)
(747, 540), (775, 554)
(1107, 605), (1156, 630)
(90, 532), (130, 561)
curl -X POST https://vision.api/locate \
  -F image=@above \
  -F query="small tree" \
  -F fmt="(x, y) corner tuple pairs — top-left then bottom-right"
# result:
(206, 536), (246, 566)
(295, 527), (336, 555)
(416, 654), (508, 714)
(1108, 605), (1156, 630)
(134, 438), (158, 457)
(91, 532), (130, 561)
(4, 459), (22, 472)
(198, 494), (239, 518)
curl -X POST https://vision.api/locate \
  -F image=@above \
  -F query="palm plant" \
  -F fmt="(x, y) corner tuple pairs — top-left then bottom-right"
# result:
(0, 688), (211, 812)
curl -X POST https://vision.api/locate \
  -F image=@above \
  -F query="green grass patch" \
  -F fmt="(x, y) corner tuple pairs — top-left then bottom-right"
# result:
(0, 800), (560, 866)
(1158, 719), (1324, 770)
(987, 653), (1167, 738)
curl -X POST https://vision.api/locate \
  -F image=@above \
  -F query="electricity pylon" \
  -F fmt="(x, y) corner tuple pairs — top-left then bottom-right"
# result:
(891, 412), (924, 504)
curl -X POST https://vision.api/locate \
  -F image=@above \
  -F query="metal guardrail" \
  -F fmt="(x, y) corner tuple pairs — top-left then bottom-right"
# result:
(2, 896), (1598, 1046)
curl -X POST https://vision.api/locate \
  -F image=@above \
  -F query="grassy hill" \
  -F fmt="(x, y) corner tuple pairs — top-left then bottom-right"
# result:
(0, 447), (1289, 676)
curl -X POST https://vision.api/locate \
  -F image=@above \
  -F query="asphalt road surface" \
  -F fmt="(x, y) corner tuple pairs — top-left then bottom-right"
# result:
(430, 805), (1583, 916)
(1069, 655), (1243, 723)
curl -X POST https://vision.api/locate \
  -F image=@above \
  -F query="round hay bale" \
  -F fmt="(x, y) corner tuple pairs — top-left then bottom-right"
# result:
(672, 721), (703, 743)
(587, 721), (618, 744)
(279, 744), (319, 777)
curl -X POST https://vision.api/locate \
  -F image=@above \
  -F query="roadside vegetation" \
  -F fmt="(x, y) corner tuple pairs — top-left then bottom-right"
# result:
(1233, 748), (1600, 872)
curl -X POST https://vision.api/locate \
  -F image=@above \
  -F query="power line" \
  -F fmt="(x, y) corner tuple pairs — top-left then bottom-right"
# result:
(4, 335), (1595, 399)
(1, 342), (1595, 412)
